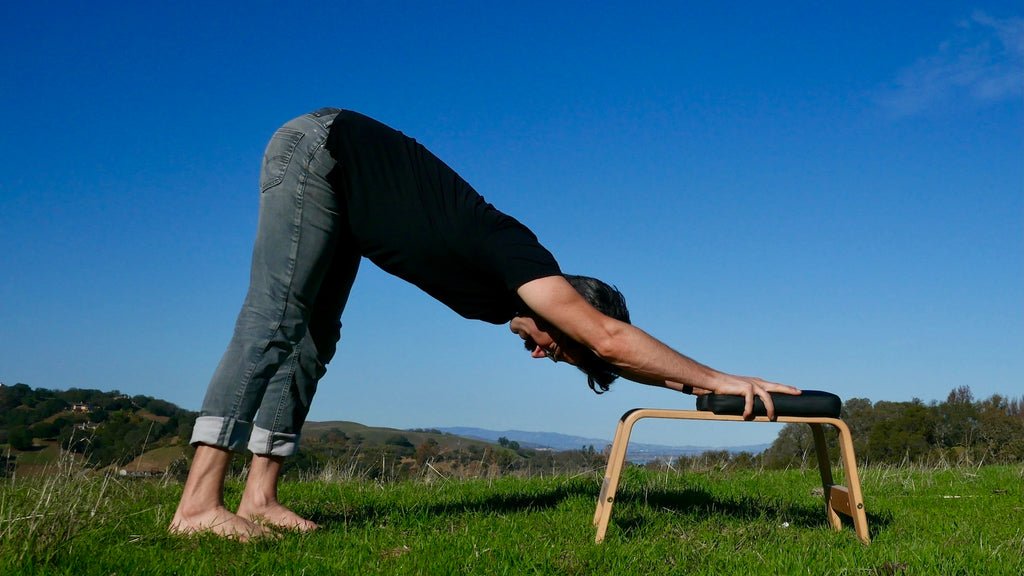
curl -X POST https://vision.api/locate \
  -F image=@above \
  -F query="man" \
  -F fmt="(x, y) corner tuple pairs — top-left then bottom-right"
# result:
(170, 108), (799, 539)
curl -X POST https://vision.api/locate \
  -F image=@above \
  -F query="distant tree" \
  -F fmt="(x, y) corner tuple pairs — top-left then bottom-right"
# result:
(731, 451), (758, 469)
(176, 414), (198, 442)
(28, 420), (62, 440)
(947, 385), (974, 405)
(1006, 397), (1023, 420)
(866, 402), (938, 463)
(415, 438), (440, 464)
(977, 395), (1024, 461)
(52, 415), (75, 429)
(88, 408), (109, 423)
(935, 386), (979, 449)
(0, 383), (33, 414)
(8, 426), (33, 451)
(3, 408), (33, 428)
(144, 399), (177, 417)
(105, 396), (135, 412)
(280, 450), (324, 478)
(21, 393), (39, 409)
(36, 397), (68, 419)
(840, 397), (875, 458)
(762, 422), (815, 468)
(385, 434), (414, 449)
(64, 388), (106, 405)
(466, 444), (485, 460)
(492, 446), (516, 469)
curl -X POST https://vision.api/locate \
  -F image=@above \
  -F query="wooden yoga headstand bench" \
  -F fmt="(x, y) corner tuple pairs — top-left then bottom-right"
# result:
(593, 390), (870, 545)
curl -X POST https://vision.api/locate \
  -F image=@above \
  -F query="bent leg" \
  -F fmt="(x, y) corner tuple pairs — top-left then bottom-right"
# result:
(240, 241), (360, 530)
(175, 108), (343, 537)
(191, 108), (343, 451)
(248, 240), (361, 456)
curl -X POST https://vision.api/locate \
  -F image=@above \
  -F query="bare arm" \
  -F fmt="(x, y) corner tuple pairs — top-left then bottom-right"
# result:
(516, 276), (800, 419)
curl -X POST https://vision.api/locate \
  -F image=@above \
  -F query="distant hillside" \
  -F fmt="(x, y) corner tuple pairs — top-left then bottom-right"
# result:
(291, 420), (609, 480)
(0, 382), (197, 475)
(437, 426), (771, 462)
(301, 420), (498, 453)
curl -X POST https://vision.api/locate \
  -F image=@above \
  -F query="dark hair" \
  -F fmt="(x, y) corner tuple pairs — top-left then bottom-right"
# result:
(564, 274), (630, 394)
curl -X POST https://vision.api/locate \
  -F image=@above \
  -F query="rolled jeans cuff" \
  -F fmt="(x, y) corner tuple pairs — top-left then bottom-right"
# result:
(190, 416), (252, 453)
(248, 425), (300, 457)
(190, 416), (300, 457)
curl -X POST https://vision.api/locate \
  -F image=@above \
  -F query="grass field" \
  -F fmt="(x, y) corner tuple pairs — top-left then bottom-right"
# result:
(1, 460), (1021, 575)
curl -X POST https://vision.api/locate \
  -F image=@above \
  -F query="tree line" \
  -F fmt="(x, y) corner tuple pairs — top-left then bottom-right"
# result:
(274, 386), (1024, 479)
(3, 383), (1021, 478)
(760, 386), (1023, 468)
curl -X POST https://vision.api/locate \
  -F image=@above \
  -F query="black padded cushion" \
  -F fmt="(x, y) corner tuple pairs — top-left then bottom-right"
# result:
(695, 390), (842, 418)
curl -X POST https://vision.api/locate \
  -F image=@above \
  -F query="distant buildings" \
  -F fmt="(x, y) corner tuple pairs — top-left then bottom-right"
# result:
(118, 468), (163, 478)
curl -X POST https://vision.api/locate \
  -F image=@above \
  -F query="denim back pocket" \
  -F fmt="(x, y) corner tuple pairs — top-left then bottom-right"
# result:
(259, 128), (305, 193)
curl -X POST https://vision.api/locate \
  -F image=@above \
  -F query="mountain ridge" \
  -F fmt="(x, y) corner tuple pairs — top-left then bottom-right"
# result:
(436, 426), (770, 460)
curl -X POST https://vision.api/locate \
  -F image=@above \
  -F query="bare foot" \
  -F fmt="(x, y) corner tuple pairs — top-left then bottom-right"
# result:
(237, 501), (319, 532)
(170, 505), (274, 541)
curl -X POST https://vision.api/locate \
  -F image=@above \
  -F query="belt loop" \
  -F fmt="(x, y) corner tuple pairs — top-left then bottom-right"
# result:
(311, 107), (341, 118)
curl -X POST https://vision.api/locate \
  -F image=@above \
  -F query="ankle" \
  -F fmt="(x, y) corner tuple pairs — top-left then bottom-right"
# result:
(239, 490), (278, 511)
(174, 495), (226, 518)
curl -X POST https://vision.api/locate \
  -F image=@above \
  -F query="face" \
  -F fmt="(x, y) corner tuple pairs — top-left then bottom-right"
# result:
(509, 315), (579, 365)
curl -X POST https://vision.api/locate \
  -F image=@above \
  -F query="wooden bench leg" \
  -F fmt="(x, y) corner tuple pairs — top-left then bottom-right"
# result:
(810, 423), (843, 531)
(809, 422), (870, 545)
(593, 410), (640, 543)
(833, 420), (870, 545)
(593, 418), (624, 527)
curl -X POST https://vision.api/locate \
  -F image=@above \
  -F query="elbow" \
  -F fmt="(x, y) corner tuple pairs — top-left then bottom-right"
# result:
(587, 323), (630, 366)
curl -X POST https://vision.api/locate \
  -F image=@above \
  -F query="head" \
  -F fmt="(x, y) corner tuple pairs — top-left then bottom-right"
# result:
(511, 274), (630, 394)
(564, 275), (630, 325)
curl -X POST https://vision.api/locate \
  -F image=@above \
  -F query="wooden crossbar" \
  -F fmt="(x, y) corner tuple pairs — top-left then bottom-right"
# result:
(593, 409), (870, 545)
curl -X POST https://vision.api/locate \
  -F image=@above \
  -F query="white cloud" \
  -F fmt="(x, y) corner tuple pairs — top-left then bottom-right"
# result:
(877, 11), (1023, 116)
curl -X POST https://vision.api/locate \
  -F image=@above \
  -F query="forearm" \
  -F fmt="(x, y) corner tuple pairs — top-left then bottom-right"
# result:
(621, 371), (711, 395)
(596, 322), (801, 418)
(515, 275), (798, 418)
(597, 323), (725, 392)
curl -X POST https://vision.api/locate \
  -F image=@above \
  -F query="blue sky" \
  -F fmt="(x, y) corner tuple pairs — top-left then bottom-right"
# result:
(2, 1), (1021, 447)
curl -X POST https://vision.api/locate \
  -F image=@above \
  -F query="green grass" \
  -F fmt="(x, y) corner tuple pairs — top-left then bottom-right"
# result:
(1, 462), (1021, 575)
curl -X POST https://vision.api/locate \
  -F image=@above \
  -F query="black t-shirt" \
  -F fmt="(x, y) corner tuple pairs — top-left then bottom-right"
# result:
(325, 110), (561, 324)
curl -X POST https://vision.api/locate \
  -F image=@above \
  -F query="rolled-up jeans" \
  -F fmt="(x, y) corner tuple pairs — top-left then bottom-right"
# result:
(191, 108), (360, 456)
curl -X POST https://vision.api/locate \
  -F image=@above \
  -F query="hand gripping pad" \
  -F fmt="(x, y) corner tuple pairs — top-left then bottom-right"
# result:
(695, 390), (842, 418)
